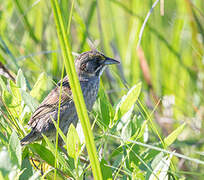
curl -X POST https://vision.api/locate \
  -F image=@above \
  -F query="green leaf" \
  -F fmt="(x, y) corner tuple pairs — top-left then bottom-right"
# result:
(42, 135), (74, 176)
(131, 119), (148, 141)
(98, 87), (113, 128)
(29, 143), (55, 167)
(2, 85), (22, 119)
(0, 53), (6, 64)
(151, 152), (164, 169)
(116, 105), (134, 132)
(16, 69), (26, 91)
(129, 145), (140, 166)
(0, 147), (13, 175)
(100, 159), (112, 180)
(19, 156), (33, 180)
(0, 76), (7, 90)
(113, 82), (142, 123)
(9, 131), (22, 167)
(149, 153), (172, 180)
(164, 123), (185, 147)
(20, 89), (39, 113)
(2, 90), (13, 106)
(0, 131), (8, 144)
(67, 124), (81, 159)
(121, 119), (132, 140)
(131, 163), (145, 180)
(10, 80), (22, 103)
(30, 73), (48, 101)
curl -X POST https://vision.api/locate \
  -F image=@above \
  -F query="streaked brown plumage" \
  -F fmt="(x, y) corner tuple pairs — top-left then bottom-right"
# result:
(21, 50), (119, 145)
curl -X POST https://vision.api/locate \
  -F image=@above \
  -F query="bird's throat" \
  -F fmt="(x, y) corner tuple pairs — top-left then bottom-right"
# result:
(95, 65), (106, 77)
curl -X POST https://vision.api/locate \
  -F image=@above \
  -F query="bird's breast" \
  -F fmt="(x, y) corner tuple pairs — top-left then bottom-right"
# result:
(81, 77), (100, 111)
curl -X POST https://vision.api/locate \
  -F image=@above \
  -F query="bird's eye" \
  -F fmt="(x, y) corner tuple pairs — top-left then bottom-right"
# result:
(95, 56), (102, 61)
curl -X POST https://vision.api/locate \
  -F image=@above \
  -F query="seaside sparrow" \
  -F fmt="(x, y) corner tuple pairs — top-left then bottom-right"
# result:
(20, 50), (119, 145)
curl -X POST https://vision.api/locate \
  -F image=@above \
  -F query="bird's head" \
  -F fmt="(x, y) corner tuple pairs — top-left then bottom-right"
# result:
(75, 50), (120, 78)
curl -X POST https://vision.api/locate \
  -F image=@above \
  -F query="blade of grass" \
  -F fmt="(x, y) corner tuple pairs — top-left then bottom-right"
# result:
(66, 0), (75, 35)
(13, 0), (39, 43)
(110, 0), (195, 78)
(79, 1), (96, 51)
(54, 63), (65, 179)
(0, 36), (19, 70)
(107, 134), (204, 165)
(136, 0), (160, 50)
(50, 0), (102, 179)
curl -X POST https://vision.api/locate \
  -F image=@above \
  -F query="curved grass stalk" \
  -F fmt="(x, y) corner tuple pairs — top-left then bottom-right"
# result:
(50, 0), (102, 179)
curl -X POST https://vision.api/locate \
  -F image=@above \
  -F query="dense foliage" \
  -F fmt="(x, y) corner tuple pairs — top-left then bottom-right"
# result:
(0, 0), (203, 179)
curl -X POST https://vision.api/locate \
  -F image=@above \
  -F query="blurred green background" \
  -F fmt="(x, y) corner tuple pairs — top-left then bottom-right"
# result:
(0, 0), (204, 179)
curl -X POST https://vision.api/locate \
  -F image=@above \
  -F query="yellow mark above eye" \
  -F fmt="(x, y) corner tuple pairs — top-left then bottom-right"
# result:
(89, 53), (106, 61)
(99, 55), (105, 60)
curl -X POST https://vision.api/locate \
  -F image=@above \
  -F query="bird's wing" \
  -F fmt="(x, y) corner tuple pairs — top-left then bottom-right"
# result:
(28, 77), (72, 127)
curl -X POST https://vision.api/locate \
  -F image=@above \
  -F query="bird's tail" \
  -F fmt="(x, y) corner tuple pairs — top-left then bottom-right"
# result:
(20, 130), (38, 146)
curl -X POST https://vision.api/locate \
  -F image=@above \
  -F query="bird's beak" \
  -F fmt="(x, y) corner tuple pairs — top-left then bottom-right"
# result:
(103, 57), (120, 65)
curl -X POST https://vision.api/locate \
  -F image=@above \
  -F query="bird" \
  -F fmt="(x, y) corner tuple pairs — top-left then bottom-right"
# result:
(20, 50), (119, 146)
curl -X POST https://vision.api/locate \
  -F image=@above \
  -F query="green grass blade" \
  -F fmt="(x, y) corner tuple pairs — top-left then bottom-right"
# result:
(164, 123), (186, 147)
(50, 0), (102, 179)
(13, 0), (39, 43)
